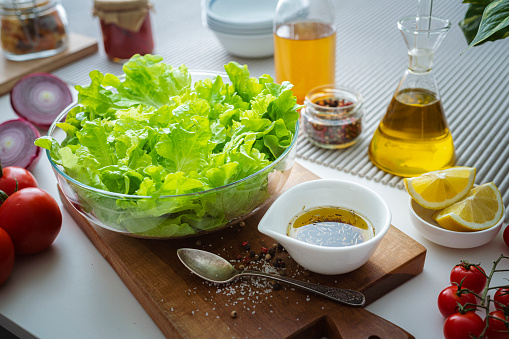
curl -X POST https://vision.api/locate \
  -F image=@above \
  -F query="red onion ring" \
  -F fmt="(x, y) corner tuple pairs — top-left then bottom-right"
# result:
(0, 119), (41, 170)
(10, 73), (73, 129)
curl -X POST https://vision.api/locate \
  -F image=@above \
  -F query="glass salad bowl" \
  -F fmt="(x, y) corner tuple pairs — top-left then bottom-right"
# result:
(41, 59), (300, 239)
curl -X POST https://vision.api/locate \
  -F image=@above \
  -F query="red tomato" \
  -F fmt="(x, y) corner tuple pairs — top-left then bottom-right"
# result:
(486, 310), (509, 339)
(438, 285), (477, 318)
(0, 227), (15, 285)
(494, 287), (509, 311)
(0, 188), (61, 255)
(0, 166), (38, 196)
(450, 262), (487, 294)
(504, 226), (509, 248)
(444, 312), (485, 339)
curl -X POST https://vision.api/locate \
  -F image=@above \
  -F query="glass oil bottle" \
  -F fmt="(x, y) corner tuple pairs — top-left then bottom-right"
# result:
(273, 0), (336, 104)
(368, 16), (455, 177)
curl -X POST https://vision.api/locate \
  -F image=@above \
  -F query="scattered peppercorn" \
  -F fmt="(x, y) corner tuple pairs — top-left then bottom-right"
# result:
(260, 247), (268, 254)
(274, 261), (280, 268)
(268, 248), (276, 257)
(239, 265), (245, 270)
(243, 257), (251, 264)
(272, 282), (281, 290)
(277, 243), (284, 252)
(242, 242), (251, 251)
(239, 221), (245, 227)
(249, 250), (255, 257)
(265, 254), (272, 260)
(231, 311), (237, 318)
(253, 254), (260, 261)
(279, 261), (286, 268)
(272, 243), (278, 249)
(195, 240), (202, 246)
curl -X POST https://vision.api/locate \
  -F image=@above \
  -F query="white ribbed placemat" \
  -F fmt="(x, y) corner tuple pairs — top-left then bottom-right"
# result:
(55, 0), (509, 211)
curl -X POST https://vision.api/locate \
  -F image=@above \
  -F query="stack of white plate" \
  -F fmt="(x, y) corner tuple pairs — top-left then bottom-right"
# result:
(203, 0), (277, 58)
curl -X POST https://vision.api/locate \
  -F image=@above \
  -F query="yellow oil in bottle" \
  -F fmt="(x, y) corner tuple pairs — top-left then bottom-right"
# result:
(274, 22), (336, 104)
(368, 88), (455, 177)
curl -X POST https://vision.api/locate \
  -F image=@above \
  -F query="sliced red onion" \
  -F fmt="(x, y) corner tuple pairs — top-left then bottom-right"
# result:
(0, 119), (41, 170)
(10, 73), (73, 129)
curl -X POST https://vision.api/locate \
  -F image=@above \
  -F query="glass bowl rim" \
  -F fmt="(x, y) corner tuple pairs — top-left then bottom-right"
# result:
(46, 70), (299, 199)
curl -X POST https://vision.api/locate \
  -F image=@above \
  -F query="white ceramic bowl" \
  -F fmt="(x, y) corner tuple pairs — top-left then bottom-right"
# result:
(258, 179), (392, 275)
(210, 30), (273, 58)
(409, 198), (504, 248)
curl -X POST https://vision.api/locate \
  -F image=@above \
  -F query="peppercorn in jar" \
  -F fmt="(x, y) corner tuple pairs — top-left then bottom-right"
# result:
(0, 0), (68, 61)
(93, 0), (154, 62)
(302, 85), (364, 149)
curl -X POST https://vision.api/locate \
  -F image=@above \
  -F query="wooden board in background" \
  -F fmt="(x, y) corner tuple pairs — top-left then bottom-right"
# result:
(0, 32), (98, 95)
(61, 163), (427, 338)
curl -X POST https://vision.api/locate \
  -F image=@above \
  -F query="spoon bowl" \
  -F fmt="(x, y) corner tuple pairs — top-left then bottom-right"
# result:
(177, 248), (366, 307)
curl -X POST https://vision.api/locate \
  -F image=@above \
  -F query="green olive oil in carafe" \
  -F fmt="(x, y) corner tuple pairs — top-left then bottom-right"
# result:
(368, 88), (455, 177)
(368, 14), (455, 177)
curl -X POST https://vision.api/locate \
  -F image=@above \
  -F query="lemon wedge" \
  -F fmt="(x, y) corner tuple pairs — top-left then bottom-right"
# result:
(404, 167), (476, 210)
(433, 182), (504, 232)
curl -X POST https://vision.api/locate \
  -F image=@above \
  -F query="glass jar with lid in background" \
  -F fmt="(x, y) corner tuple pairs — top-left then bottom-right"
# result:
(273, 0), (336, 104)
(93, 0), (154, 62)
(302, 85), (363, 149)
(0, 0), (68, 61)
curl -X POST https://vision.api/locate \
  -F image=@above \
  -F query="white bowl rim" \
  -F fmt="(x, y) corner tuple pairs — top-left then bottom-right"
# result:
(259, 179), (392, 252)
(408, 197), (505, 235)
(210, 29), (274, 38)
(46, 70), (299, 199)
(205, 0), (276, 26)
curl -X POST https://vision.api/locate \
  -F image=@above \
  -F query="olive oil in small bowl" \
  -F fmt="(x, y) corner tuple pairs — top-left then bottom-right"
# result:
(287, 206), (374, 247)
(258, 179), (391, 275)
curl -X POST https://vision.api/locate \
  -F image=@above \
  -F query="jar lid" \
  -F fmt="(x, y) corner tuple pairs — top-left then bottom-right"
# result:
(0, 0), (57, 12)
(93, 0), (152, 32)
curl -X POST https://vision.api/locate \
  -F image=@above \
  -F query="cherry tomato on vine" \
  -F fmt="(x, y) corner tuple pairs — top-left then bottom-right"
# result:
(0, 188), (61, 255)
(494, 287), (509, 311)
(438, 285), (477, 318)
(0, 227), (15, 285)
(450, 262), (487, 294)
(486, 310), (509, 339)
(0, 165), (38, 196)
(443, 312), (485, 339)
(503, 226), (509, 248)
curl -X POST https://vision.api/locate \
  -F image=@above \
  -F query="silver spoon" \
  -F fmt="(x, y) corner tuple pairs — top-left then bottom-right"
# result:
(177, 248), (365, 307)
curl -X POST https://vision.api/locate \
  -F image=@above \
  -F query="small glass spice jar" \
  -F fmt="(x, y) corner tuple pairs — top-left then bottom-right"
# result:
(0, 0), (68, 61)
(93, 0), (154, 62)
(302, 85), (364, 149)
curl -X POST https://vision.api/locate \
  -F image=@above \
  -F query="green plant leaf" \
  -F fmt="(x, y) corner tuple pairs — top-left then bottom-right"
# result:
(463, 0), (509, 48)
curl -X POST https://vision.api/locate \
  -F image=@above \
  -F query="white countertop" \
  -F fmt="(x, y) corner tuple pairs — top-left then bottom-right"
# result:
(0, 91), (508, 339)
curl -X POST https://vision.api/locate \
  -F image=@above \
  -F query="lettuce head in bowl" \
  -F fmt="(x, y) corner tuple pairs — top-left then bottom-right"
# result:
(36, 54), (300, 238)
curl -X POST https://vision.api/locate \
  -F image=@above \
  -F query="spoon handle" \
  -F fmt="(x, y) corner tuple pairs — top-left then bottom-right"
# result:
(240, 270), (365, 307)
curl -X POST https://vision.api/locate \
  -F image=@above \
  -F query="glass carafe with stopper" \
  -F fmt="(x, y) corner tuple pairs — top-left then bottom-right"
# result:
(368, 16), (455, 177)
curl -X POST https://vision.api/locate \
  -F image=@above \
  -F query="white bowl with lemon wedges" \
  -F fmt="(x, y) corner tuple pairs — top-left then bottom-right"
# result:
(406, 167), (505, 248)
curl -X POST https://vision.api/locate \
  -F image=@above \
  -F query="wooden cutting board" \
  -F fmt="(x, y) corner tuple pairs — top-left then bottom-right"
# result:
(0, 32), (98, 95)
(61, 163), (426, 338)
